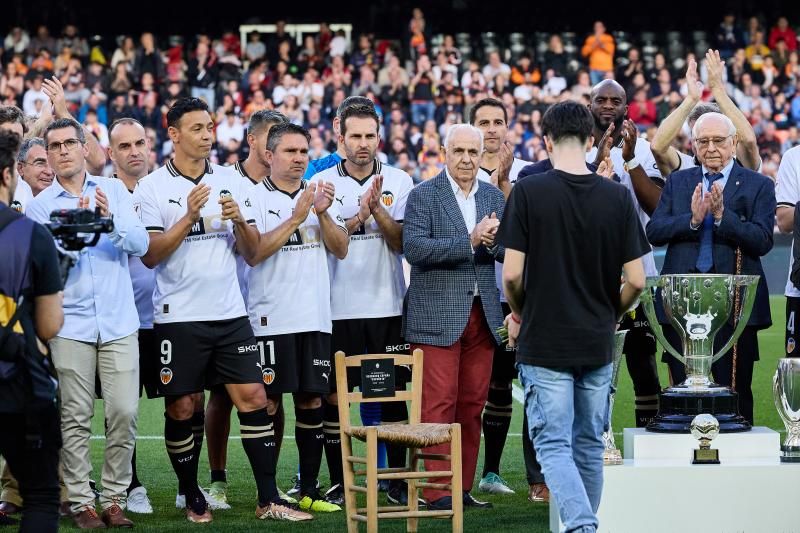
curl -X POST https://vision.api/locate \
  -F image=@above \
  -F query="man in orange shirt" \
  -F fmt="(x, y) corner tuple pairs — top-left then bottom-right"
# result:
(582, 21), (615, 85)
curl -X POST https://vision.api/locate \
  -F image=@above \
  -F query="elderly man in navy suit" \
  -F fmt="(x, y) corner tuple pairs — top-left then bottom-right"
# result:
(402, 124), (506, 510)
(647, 112), (775, 424)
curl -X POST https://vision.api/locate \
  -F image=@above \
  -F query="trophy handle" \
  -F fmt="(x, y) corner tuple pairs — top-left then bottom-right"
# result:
(710, 278), (758, 364)
(640, 283), (686, 364)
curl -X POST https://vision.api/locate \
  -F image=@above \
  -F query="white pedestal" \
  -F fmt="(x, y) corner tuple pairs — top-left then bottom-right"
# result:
(549, 427), (800, 533)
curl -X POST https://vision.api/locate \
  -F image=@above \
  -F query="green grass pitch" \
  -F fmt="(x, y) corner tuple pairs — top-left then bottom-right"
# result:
(74, 296), (788, 532)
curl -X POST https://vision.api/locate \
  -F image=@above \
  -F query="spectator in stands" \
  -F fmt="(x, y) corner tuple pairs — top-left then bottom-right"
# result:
(483, 51), (511, 83)
(4, 27), (30, 57)
(83, 108), (109, 148)
(215, 110), (244, 160)
(22, 74), (47, 117)
(716, 13), (746, 59)
(187, 41), (218, 110)
(570, 71), (592, 100)
(245, 32), (266, 64)
(616, 48), (645, 88)
(746, 29), (771, 75)
(133, 33), (165, 84)
(769, 16), (798, 52)
(649, 68), (677, 106)
(440, 34), (462, 67)
(543, 35), (568, 79)
(57, 25), (88, 59)
(28, 25), (56, 60)
(0, 63), (24, 104)
(582, 21), (615, 85)
(783, 126), (800, 152)
(78, 92), (108, 125)
(110, 36), (136, 71)
(409, 55), (437, 126)
(628, 87), (657, 129)
(772, 38), (791, 73)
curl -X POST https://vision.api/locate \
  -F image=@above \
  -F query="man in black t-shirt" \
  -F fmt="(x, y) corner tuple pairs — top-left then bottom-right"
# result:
(0, 130), (64, 532)
(498, 102), (648, 533)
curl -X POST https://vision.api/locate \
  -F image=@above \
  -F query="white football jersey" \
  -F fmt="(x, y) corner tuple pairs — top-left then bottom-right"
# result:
(247, 177), (347, 336)
(312, 160), (413, 320)
(11, 177), (33, 214)
(476, 157), (531, 303)
(132, 159), (255, 324)
(125, 182), (156, 329)
(776, 146), (800, 297)
(231, 160), (261, 303)
(587, 137), (662, 277)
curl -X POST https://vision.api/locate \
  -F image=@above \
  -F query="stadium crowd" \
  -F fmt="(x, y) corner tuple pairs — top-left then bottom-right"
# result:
(2, 11), (800, 181)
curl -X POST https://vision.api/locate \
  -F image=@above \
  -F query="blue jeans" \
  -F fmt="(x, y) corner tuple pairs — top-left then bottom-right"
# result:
(411, 101), (435, 127)
(518, 362), (613, 533)
(589, 70), (607, 85)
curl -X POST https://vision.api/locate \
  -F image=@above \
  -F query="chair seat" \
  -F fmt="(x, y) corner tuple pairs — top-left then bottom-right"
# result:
(347, 423), (453, 447)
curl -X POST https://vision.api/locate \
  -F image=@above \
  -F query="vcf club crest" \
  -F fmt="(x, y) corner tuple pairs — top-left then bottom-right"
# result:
(262, 367), (276, 385)
(160, 367), (173, 385)
(380, 190), (394, 207)
(9, 200), (23, 213)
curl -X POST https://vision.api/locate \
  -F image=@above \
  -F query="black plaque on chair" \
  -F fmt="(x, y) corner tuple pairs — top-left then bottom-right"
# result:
(361, 360), (396, 398)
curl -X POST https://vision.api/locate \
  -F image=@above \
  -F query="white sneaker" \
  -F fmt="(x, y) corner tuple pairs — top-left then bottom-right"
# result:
(175, 487), (231, 511)
(127, 486), (153, 514)
(478, 472), (516, 495)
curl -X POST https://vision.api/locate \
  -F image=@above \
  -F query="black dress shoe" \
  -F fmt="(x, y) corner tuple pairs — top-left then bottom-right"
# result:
(463, 491), (493, 509)
(426, 496), (452, 511)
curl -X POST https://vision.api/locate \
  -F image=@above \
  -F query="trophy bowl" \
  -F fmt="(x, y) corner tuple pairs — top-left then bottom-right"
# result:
(774, 358), (800, 462)
(640, 274), (759, 433)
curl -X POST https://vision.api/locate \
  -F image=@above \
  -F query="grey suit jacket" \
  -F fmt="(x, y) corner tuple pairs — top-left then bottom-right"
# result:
(401, 171), (506, 347)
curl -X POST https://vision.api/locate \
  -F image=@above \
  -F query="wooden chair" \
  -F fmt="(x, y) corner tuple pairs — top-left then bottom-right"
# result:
(335, 349), (463, 533)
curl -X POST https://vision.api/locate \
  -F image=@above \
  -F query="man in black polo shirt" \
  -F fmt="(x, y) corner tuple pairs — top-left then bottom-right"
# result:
(499, 101), (648, 533)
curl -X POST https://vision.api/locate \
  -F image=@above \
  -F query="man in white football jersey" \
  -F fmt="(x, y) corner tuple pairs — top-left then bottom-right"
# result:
(775, 145), (800, 357)
(246, 123), (348, 513)
(133, 98), (311, 523)
(468, 97), (536, 497)
(204, 109), (290, 506)
(587, 80), (662, 427)
(311, 102), (414, 506)
(0, 106), (34, 213)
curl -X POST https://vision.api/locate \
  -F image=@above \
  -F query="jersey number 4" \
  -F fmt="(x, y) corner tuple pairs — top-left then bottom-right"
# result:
(789, 311), (796, 335)
(257, 340), (276, 366)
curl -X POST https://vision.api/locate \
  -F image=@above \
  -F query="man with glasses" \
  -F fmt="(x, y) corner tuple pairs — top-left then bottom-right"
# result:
(17, 138), (54, 197)
(27, 118), (149, 528)
(647, 112), (775, 424)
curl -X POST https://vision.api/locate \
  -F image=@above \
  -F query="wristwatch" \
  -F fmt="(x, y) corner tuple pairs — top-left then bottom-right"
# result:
(623, 156), (640, 173)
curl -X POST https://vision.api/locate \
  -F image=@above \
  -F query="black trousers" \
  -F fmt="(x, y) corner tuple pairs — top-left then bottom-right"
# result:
(662, 323), (757, 425)
(0, 404), (61, 532)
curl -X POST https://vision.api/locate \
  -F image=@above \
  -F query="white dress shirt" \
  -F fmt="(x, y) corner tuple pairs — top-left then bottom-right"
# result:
(446, 169), (479, 295)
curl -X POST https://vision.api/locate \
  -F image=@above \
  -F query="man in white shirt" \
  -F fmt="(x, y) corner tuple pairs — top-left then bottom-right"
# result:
(0, 106), (35, 213)
(775, 145), (800, 357)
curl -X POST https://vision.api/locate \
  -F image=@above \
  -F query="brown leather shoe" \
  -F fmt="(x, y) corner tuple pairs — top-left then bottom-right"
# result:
(73, 507), (107, 529)
(101, 504), (133, 528)
(528, 482), (550, 503)
(0, 501), (20, 515)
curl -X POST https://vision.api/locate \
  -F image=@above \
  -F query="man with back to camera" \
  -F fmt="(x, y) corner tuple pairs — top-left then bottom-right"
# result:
(132, 97), (311, 523)
(647, 112), (775, 424)
(244, 123), (348, 513)
(500, 101), (648, 533)
(27, 117), (149, 529)
(203, 109), (290, 507)
(0, 130), (63, 532)
(311, 102), (415, 506)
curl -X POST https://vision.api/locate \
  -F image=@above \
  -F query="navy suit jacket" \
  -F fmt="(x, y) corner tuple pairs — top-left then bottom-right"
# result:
(646, 164), (776, 328)
(402, 171), (506, 347)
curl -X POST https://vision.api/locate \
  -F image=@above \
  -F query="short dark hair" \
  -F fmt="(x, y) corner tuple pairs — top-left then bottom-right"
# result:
(108, 117), (145, 140)
(688, 102), (721, 126)
(248, 110), (289, 137)
(339, 103), (380, 136)
(469, 97), (507, 126)
(0, 106), (28, 135)
(166, 97), (209, 128)
(266, 123), (311, 152)
(336, 96), (374, 119)
(43, 118), (85, 145)
(541, 101), (594, 144)
(0, 130), (21, 179)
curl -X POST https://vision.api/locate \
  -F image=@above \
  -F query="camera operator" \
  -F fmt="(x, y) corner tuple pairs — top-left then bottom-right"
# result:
(0, 130), (63, 532)
(27, 118), (149, 528)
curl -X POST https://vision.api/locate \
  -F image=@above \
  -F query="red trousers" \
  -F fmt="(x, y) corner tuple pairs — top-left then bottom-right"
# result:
(413, 300), (495, 501)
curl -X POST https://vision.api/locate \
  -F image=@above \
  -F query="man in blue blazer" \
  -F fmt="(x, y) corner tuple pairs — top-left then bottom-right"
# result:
(402, 124), (506, 510)
(646, 112), (775, 424)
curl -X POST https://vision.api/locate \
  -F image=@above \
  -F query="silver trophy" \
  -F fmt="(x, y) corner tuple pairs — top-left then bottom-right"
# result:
(690, 414), (721, 464)
(640, 274), (760, 432)
(602, 330), (628, 465)
(773, 358), (800, 462)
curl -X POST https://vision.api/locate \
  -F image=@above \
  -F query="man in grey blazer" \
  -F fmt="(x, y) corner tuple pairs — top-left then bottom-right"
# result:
(402, 124), (506, 510)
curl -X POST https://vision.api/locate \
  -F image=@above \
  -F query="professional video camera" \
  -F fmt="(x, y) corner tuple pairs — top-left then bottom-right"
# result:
(45, 208), (114, 282)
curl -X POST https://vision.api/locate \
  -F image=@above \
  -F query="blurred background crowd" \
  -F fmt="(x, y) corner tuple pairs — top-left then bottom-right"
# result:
(2, 9), (800, 181)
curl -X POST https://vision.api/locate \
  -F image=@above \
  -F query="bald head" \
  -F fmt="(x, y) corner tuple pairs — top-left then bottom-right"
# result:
(590, 80), (627, 131)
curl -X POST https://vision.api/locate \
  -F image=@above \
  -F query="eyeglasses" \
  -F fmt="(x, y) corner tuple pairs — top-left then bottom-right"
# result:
(20, 159), (48, 169)
(46, 138), (82, 153)
(694, 135), (733, 148)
